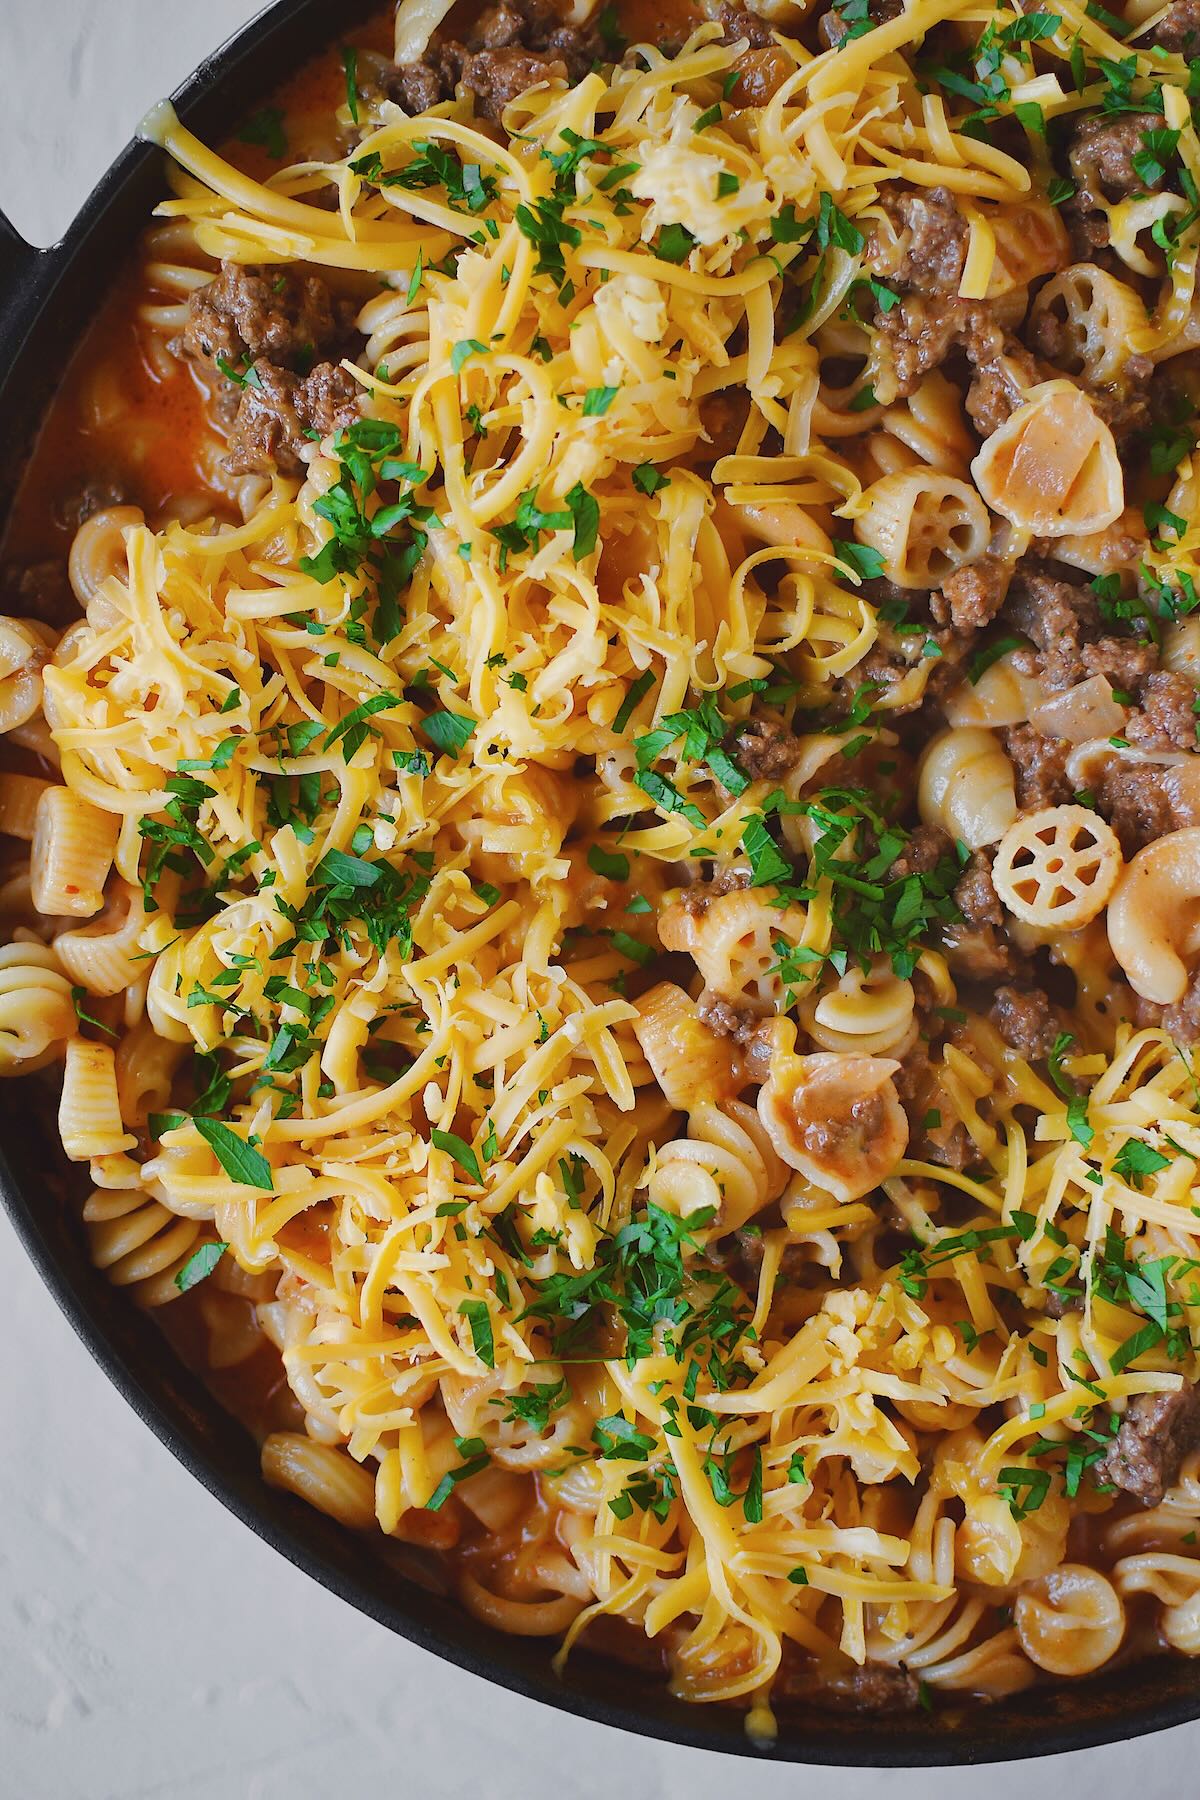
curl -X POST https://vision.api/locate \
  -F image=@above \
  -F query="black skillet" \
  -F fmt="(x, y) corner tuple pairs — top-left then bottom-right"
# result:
(1, 0), (1198, 1763)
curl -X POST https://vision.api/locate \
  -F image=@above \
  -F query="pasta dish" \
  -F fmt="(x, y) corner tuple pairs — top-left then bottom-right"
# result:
(10, 0), (1200, 1730)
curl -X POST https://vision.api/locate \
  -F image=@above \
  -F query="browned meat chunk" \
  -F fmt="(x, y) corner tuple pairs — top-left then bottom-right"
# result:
(226, 362), (361, 475)
(965, 336), (1046, 438)
(366, 4), (606, 128)
(525, 21), (601, 75)
(226, 365), (306, 476)
(474, 2), (535, 45)
(1066, 113), (1164, 256)
(1095, 1387), (1200, 1504)
(940, 851), (1016, 980)
(931, 555), (1011, 632)
(386, 44), (463, 112)
(298, 363), (362, 438)
(834, 1665), (921, 1711)
(1002, 724), (1074, 811)
(180, 261), (363, 474)
(1153, 0), (1200, 48)
(1003, 563), (1158, 692)
(818, 0), (903, 46)
(894, 1038), (974, 1169)
(183, 262), (348, 373)
(1094, 760), (1195, 855)
(1070, 113), (1164, 211)
(461, 46), (566, 117)
(698, 994), (767, 1040)
(678, 866), (753, 916)
(450, 0), (602, 117)
(719, 3), (776, 48)
(727, 715), (806, 781)
(990, 985), (1061, 1060)
(887, 823), (953, 881)
(1125, 670), (1200, 752)
(56, 480), (130, 532)
(876, 186), (969, 294)
(872, 294), (970, 399)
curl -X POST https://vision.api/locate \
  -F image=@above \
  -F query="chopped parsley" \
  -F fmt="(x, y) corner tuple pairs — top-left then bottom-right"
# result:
(833, 539), (887, 582)
(238, 108), (287, 159)
(174, 1240), (229, 1294)
(387, 141), (499, 215)
(425, 1437), (491, 1510)
(341, 46), (360, 123)
(298, 421), (434, 645)
(194, 1116), (274, 1190)
(432, 1128), (483, 1183)
(632, 694), (749, 801)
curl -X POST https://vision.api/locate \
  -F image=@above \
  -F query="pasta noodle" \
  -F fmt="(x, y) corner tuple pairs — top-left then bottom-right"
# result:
(7, 0), (1200, 1732)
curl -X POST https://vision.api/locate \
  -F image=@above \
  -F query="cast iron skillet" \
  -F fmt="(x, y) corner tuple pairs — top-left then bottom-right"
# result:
(2, 0), (1199, 1763)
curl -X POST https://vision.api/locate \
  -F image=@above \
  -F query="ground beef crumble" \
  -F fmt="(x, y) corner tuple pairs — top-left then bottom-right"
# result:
(799, 1090), (889, 1161)
(930, 556), (1010, 633)
(874, 186), (969, 294)
(1065, 113), (1166, 258)
(1124, 670), (1200, 752)
(183, 263), (351, 370)
(1003, 563), (1159, 693)
(384, 0), (603, 123)
(1095, 1387), (1200, 1505)
(887, 823), (952, 882)
(1094, 760), (1198, 855)
(1153, 0), (1200, 49)
(697, 993), (768, 1041)
(1002, 724), (1074, 811)
(677, 866), (753, 917)
(894, 1038), (975, 1169)
(941, 852), (1016, 981)
(727, 715), (807, 781)
(180, 261), (362, 474)
(990, 985), (1062, 1060)
(225, 362), (361, 477)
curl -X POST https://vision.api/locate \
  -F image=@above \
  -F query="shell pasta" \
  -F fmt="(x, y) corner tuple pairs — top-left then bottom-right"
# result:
(11, 0), (1200, 1734)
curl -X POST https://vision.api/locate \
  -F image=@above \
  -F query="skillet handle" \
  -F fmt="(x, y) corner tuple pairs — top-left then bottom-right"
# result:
(0, 206), (47, 364)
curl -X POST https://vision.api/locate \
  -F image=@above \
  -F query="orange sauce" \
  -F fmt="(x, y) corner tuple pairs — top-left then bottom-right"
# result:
(1, 269), (212, 566)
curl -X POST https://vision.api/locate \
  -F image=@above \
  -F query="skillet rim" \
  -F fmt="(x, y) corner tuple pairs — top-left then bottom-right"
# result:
(2, 0), (1200, 1763)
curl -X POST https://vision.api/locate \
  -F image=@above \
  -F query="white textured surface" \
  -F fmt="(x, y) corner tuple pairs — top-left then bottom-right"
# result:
(3, 5), (1200, 1794)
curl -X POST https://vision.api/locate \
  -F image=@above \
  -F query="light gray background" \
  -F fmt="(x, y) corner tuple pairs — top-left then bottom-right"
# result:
(2, 3), (1200, 1794)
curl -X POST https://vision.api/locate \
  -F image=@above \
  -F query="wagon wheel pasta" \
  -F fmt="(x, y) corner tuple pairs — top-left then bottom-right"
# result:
(11, 0), (1200, 1735)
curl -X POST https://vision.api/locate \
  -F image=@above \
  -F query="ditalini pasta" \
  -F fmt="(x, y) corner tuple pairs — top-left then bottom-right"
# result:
(11, 0), (1200, 1732)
